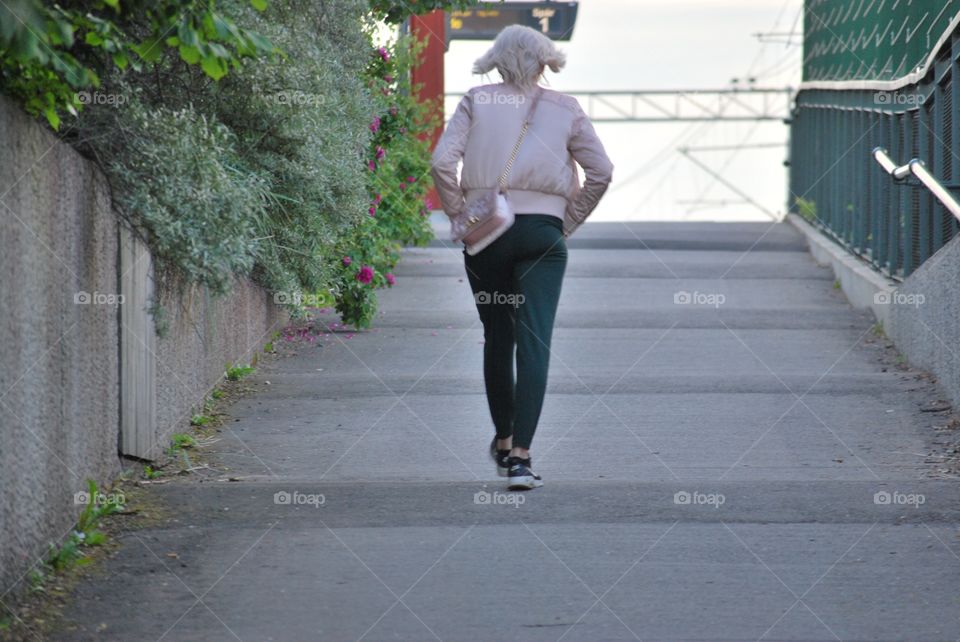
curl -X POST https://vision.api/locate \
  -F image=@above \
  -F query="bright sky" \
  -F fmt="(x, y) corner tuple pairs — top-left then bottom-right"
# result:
(443, 0), (804, 221)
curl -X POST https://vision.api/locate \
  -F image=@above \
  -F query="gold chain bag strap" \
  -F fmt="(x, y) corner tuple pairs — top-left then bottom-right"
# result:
(452, 88), (544, 255)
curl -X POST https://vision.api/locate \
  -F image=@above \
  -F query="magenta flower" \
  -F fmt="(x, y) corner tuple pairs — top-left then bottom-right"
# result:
(399, 183), (407, 191)
(385, 272), (396, 286)
(369, 116), (381, 133)
(342, 256), (352, 267)
(368, 206), (376, 217)
(373, 192), (383, 204)
(406, 176), (416, 183)
(375, 146), (385, 160)
(377, 47), (390, 62)
(424, 197), (434, 210)
(367, 160), (376, 172)
(356, 265), (374, 284)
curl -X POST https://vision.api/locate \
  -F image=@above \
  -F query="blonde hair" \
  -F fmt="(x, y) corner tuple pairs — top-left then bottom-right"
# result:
(472, 25), (566, 89)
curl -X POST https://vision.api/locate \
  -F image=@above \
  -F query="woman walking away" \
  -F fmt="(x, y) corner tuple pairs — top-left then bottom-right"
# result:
(431, 25), (613, 490)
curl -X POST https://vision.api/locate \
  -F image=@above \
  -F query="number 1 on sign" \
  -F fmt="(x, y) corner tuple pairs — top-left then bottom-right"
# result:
(532, 8), (556, 34)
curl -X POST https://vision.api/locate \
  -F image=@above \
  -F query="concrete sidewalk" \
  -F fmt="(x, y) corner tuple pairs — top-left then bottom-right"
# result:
(56, 222), (960, 641)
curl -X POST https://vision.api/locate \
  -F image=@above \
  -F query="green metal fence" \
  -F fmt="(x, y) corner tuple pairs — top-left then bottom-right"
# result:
(790, 13), (960, 279)
(803, 0), (960, 82)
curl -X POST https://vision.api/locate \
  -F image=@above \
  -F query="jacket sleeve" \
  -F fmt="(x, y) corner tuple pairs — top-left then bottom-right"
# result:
(564, 104), (613, 236)
(430, 93), (473, 219)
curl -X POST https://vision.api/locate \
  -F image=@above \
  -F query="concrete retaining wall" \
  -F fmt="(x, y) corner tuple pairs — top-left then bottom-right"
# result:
(0, 95), (122, 598)
(0, 96), (286, 593)
(886, 234), (960, 407)
(151, 275), (284, 459)
(788, 212), (960, 407)
(786, 214), (899, 327)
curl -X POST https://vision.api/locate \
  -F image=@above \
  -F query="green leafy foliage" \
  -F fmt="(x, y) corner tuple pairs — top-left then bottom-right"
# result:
(2, 0), (484, 331)
(331, 33), (437, 328)
(206, 0), (375, 297)
(225, 363), (255, 381)
(0, 0), (278, 128)
(795, 196), (818, 223)
(97, 96), (269, 293)
(369, 0), (492, 23)
(44, 479), (123, 572)
(190, 414), (213, 426)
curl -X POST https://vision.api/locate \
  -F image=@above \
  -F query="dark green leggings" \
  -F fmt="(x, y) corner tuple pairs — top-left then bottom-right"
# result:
(463, 214), (568, 450)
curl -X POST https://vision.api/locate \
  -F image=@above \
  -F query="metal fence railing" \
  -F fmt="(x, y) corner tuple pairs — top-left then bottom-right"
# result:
(789, 31), (960, 279)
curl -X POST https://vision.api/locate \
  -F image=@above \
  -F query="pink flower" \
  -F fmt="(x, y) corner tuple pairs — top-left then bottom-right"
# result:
(424, 197), (434, 210)
(367, 160), (376, 172)
(368, 206), (376, 217)
(385, 272), (396, 286)
(406, 176), (416, 183)
(377, 47), (390, 62)
(399, 183), (407, 191)
(375, 146), (385, 160)
(369, 116), (381, 133)
(356, 265), (374, 284)
(373, 193), (383, 204)
(342, 256), (352, 267)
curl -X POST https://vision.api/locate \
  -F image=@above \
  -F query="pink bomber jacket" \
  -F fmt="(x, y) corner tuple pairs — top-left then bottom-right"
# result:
(430, 83), (614, 237)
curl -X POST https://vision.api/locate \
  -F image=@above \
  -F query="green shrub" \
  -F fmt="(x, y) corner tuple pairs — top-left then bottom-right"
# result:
(795, 196), (818, 223)
(225, 363), (255, 380)
(370, 0), (481, 23)
(330, 32), (436, 327)
(0, 0), (277, 128)
(2, 0), (483, 330)
(213, 0), (376, 296)
(94, 95), (270, 293)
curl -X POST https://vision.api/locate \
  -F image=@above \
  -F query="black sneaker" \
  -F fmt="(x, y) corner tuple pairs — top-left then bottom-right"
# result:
(489, 437), (511, 477)
(507, 456), (543, 490)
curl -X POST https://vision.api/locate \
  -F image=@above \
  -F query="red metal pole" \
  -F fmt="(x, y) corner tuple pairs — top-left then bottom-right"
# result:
(409, 10), (446, 210)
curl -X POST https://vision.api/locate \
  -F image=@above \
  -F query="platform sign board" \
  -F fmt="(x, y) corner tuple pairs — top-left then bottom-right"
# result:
(447, 2), (579, 41)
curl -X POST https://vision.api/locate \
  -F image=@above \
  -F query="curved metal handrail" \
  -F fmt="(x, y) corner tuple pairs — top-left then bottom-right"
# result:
(872, 147), (960, 222)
